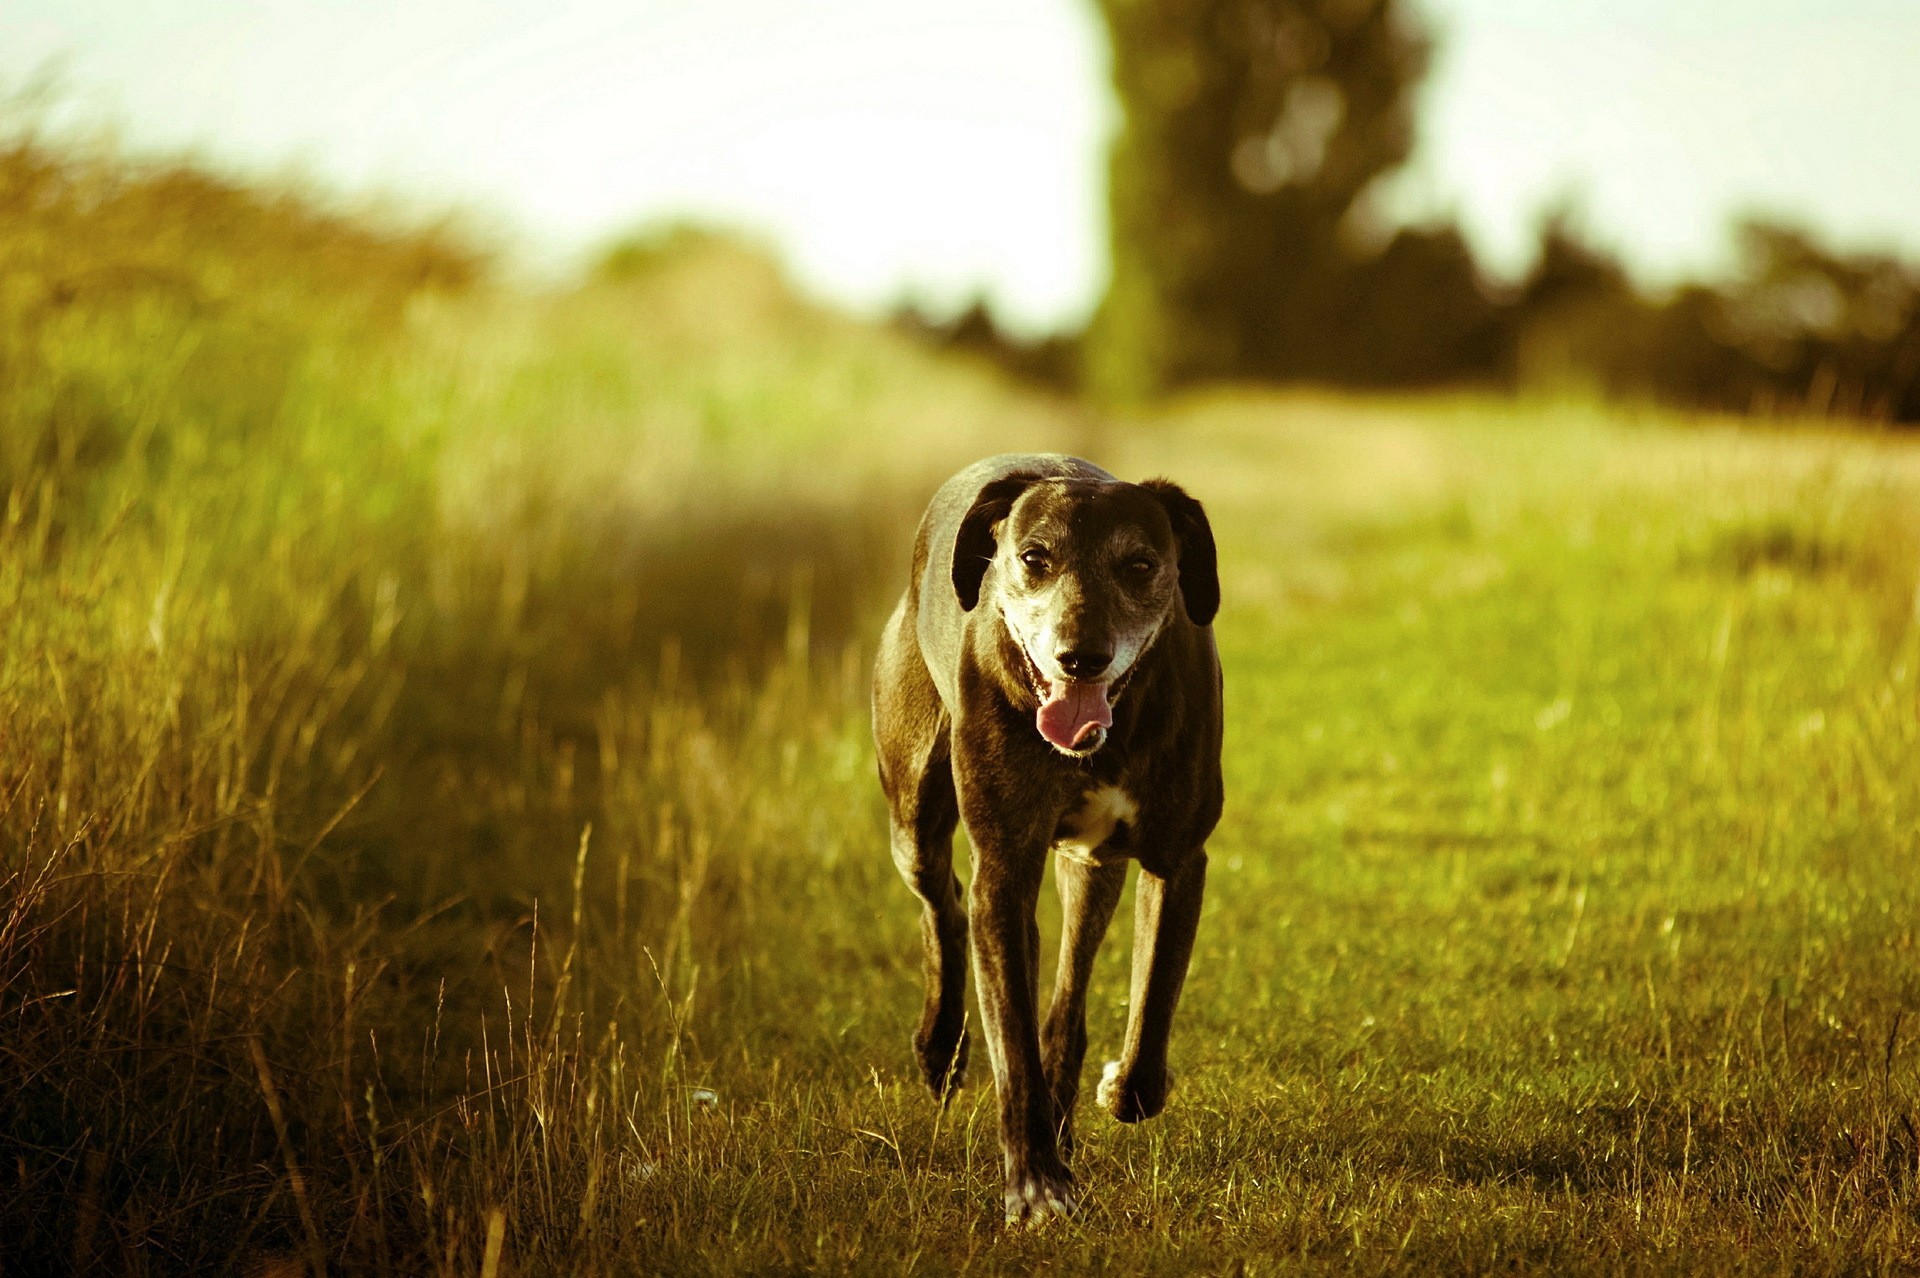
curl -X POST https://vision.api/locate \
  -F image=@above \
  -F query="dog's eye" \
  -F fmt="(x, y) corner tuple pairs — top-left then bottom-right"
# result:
(1123, 557), (1156, 578)
(1019, 548), (1049, 572)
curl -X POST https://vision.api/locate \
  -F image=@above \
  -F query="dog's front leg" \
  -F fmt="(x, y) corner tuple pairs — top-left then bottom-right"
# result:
(1100, 849), (1207, 1123)
(1042, 854), (1127, 1160)
(968, 840), (1076, 1223)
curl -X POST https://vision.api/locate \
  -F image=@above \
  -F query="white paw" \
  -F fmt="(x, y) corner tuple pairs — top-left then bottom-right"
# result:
(1004, 1171), (1078, 1225)
(1096, 1059), (1124, 1112)
(1097, 1060), (1175, 1122)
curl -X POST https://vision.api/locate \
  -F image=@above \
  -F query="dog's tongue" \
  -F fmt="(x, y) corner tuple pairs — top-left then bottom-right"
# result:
(1036, 680), (1113, 751)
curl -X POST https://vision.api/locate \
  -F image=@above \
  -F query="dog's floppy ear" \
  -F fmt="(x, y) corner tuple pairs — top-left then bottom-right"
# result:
(952, 474), (1039, 611)
(1141, 479), (1219, 626)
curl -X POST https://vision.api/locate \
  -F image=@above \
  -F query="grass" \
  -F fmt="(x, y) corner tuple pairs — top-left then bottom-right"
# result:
(4, 132), (1920, 1275)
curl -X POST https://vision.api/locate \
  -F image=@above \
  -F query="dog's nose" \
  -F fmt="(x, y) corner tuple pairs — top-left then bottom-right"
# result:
(1056, 649), (1113, 679)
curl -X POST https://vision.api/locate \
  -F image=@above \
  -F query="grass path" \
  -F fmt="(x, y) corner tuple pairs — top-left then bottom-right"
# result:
(576, 401), (1920, 1274)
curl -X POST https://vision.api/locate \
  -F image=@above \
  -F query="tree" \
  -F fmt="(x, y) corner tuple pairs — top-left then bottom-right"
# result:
(1087, 0), (1474, 397)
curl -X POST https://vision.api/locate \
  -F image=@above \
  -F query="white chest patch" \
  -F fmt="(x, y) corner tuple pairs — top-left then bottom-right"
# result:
(1051, 785), (1139, 866)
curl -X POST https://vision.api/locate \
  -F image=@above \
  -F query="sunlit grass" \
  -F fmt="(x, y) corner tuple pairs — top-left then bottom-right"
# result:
(4, 133), (1920, 1274)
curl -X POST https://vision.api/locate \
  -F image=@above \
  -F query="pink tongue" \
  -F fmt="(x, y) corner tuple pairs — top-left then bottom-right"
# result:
(1036, 681), (1113, 750)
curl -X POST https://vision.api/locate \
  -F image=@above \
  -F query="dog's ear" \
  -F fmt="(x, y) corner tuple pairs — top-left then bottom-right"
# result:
(952, 474), (1039, 612)
(1141, 479), (1219, 626)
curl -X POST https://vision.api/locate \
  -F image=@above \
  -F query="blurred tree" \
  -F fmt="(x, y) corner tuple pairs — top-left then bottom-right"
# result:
(892, 296), (1081, 391)
(1710, 219), (1920, 419)
(1087, 0), (1495, 397)
(1504, 205), (1651, 395)
(898, 10), (1920, 423)
(1506, 208), (1920, 421)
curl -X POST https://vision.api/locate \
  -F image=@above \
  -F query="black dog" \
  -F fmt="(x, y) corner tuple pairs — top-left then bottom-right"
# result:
(871, 454), (1223, 1222)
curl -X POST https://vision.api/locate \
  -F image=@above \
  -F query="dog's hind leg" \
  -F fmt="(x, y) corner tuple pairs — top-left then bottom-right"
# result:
(874, 604), (969, 1099)
(1100, 850), (1207, 1124)
(886, 752), (968, 1099)
(1041, 855), (1126, 1160)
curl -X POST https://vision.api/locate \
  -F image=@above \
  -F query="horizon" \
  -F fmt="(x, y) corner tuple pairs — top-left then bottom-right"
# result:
(6, 0), (1918, 335)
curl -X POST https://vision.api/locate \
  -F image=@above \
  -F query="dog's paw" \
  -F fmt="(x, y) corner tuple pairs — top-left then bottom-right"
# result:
(1004, 1167), (1078, 1226)
(1097, 1059), (1173, 1123)
(1096, 1060), (1124, 1112)
(914, 1025), (969, 1101)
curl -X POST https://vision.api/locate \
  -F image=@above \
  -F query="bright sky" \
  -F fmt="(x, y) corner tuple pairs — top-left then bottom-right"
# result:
(6, 0), (1918, 334)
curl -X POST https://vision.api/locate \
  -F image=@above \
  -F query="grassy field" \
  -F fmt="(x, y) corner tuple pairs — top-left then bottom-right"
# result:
(5, 136), (1920, 1275)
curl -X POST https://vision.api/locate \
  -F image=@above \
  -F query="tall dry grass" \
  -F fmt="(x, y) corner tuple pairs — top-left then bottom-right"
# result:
(0, 125), (1079, 1272)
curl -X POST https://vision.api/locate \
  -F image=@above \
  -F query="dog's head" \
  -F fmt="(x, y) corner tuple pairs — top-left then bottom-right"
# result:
(952, 472), (1217, 757)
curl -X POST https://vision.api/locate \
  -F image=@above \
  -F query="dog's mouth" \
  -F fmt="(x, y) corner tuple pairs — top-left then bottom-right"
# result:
(1022, 649), (1132, 756)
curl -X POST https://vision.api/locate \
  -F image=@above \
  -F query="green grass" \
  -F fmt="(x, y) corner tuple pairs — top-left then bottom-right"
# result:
(4, 135), (1920, 1275)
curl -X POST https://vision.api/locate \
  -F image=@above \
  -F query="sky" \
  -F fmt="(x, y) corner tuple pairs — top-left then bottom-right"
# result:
(5, 0), (1918, 334)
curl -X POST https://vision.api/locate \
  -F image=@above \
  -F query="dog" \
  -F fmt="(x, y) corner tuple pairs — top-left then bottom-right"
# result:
(871, 453), (1223, 1223)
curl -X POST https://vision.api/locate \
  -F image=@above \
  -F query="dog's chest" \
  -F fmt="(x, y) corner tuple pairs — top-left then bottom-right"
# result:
(1051, 785), (1138, 866)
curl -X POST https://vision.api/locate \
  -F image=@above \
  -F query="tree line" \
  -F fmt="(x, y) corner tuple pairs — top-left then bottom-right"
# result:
(902, 0), (1920, 422)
